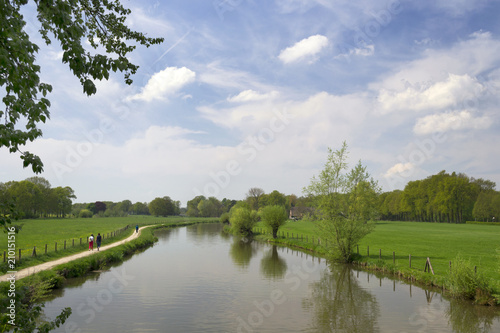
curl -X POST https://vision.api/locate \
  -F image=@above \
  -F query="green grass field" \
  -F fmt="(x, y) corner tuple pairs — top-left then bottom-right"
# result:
(0, 215), (217, 272)
(260, 220), (500, 283)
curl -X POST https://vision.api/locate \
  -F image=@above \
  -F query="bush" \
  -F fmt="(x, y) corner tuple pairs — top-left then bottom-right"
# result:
(447, 255), (491, 301)
(220, 212), (230, 224)
(229, 207), (258, 237)
(78, 209), (93, 218)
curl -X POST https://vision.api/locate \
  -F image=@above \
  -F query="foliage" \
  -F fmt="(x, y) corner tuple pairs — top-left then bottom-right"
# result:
(0, 0), (164, 172)
(379, 171), (496, 223)
(219, 212), (230, 224)
(229, 206), (258, 237)
(78, 208), (93, 218)
(148, 196), (180, 217)
(303, 141), (379, 262)
(246, 187), (265, 210)
(473, 191), (500, 222)
(0, 277), (71, 332)
(260, 205), (288, 238)
(0, 177), (75, 218)
(446, 255), (491, 301)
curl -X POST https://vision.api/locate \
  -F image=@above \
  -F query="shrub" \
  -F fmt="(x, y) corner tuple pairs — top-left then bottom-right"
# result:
(229, 207), (258, 237)
(220, 212), (230, 224)
(78, 209), (93, 218)
(447, 255), (491, 301)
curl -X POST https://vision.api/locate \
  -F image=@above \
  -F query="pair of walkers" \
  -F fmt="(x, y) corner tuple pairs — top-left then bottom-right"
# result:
(88, 233), (102, 251)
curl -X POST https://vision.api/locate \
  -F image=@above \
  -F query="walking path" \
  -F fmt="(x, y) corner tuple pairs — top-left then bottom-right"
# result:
(0, 226), (148, 282)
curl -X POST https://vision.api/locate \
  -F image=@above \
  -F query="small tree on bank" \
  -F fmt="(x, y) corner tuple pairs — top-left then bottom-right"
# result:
(229, 206), (258, 237)
(261, 205), (288, 238)
(303, 141), (379, 262)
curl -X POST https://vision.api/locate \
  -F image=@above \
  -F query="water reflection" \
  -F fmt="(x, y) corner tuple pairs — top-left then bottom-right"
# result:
(229, 238), (257, 269)
(304, 265), (380, 332)
(260, 245), (288, 280)
(447, 298), (500, 333)
(41, 224), (500, 333)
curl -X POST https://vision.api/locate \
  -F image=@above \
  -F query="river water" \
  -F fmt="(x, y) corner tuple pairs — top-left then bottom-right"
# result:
(44, 223), (500, 332)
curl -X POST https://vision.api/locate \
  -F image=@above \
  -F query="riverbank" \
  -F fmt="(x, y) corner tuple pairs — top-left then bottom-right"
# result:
(254, 221), (500, 306)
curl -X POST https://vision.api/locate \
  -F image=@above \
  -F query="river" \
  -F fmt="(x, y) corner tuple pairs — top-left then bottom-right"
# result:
(44, 223), (500, 332)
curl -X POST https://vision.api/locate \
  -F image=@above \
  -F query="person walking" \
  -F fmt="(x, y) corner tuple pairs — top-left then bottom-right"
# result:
(96, 233), (102, 251)
(89, 234), (94, 251)
(135, 225), (139, 233)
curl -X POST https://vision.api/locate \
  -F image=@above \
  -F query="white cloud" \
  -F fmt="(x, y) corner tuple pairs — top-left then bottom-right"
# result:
(128, 66), (195, 102)
(278, 35), (329, 64)
(414, 110), (490, 135)
(227, 90), (279, 103)
(377, 74), (485, 113)
(336, 44), (374, 59)
(371, 31), (500, 93)
(384, 162), (415, 178)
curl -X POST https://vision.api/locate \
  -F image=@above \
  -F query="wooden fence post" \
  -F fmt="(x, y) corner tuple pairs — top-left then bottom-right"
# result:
(32, 246), (36, 257)
(72, 239), (75, 247)
(55, 242), (57, 252)
(64, 240), (66, 250)
(367, 246), (369, 257)
(379, 249), (382, 259)
(393, 251), (395, 264)
(409, 254), (411, 268)
(19, 249), (21, 263)
(45, 244), (47, 254)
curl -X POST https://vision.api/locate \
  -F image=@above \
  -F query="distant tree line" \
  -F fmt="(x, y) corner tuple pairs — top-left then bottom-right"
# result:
(378, 171), (497, 223)
(72, 200), (151, 218)
(0, 177), (75, 218)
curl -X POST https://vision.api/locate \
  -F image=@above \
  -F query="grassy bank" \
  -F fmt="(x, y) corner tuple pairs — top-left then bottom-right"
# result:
(0, 216), (217, 273)
(255, 219), (500, 304)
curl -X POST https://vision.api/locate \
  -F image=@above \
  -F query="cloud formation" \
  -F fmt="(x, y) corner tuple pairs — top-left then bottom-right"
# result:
(128, 66), (195, 102)
(377, 74), (485, 113)
(227, 90), (279, 103)
(414, 110), (490, 135)
(278, 35), (329, 64)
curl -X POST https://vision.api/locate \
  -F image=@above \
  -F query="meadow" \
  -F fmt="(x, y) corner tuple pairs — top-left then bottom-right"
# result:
(0, 215), (217, 272)
(258, 220), (500, 283)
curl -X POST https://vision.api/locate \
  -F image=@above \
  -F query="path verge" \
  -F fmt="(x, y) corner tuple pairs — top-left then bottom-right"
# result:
(0, 226), (147, 282)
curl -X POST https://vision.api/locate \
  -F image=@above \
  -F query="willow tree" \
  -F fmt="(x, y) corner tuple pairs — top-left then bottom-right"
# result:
(303, 141), (379, 262)
(1, 0), (164, 173)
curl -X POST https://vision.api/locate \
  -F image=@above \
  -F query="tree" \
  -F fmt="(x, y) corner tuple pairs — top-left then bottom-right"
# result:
(1, 0), (164, 173)
(229, 206), (258, 237)
(148, 196), (179, 217)
(260, 205), (288, 238)
(130, 202), (149, 215)
(303, 141), (378, 262)
(246, 187), (265, 210)
(186, 195), (205, 217)
(261, 190), (288, 208)
(197, 197), (223, 217)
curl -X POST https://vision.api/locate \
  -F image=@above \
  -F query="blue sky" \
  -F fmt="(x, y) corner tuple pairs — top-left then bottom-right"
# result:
(2, 0), (500, 206)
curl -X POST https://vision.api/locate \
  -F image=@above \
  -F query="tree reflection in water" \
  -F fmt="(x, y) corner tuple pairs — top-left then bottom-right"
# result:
(447, 298), (500, 333)
(260, 245), (288, 280)
(303, 265), (380, 332)
(229, 238), (257, 269)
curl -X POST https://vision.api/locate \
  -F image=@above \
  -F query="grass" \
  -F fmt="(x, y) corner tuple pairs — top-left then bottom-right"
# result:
(0, 215), (218, 273)
(256, 220), (500, 288)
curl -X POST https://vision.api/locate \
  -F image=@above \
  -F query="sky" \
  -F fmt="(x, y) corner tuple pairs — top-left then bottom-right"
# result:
(1, 0), (500, 206)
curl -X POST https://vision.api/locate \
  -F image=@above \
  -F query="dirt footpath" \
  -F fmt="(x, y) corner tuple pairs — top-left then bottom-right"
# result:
(0, 226), (148, 282)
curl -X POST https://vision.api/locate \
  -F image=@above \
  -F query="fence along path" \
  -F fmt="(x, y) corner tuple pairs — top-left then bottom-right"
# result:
(0, 226), (146, 282)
